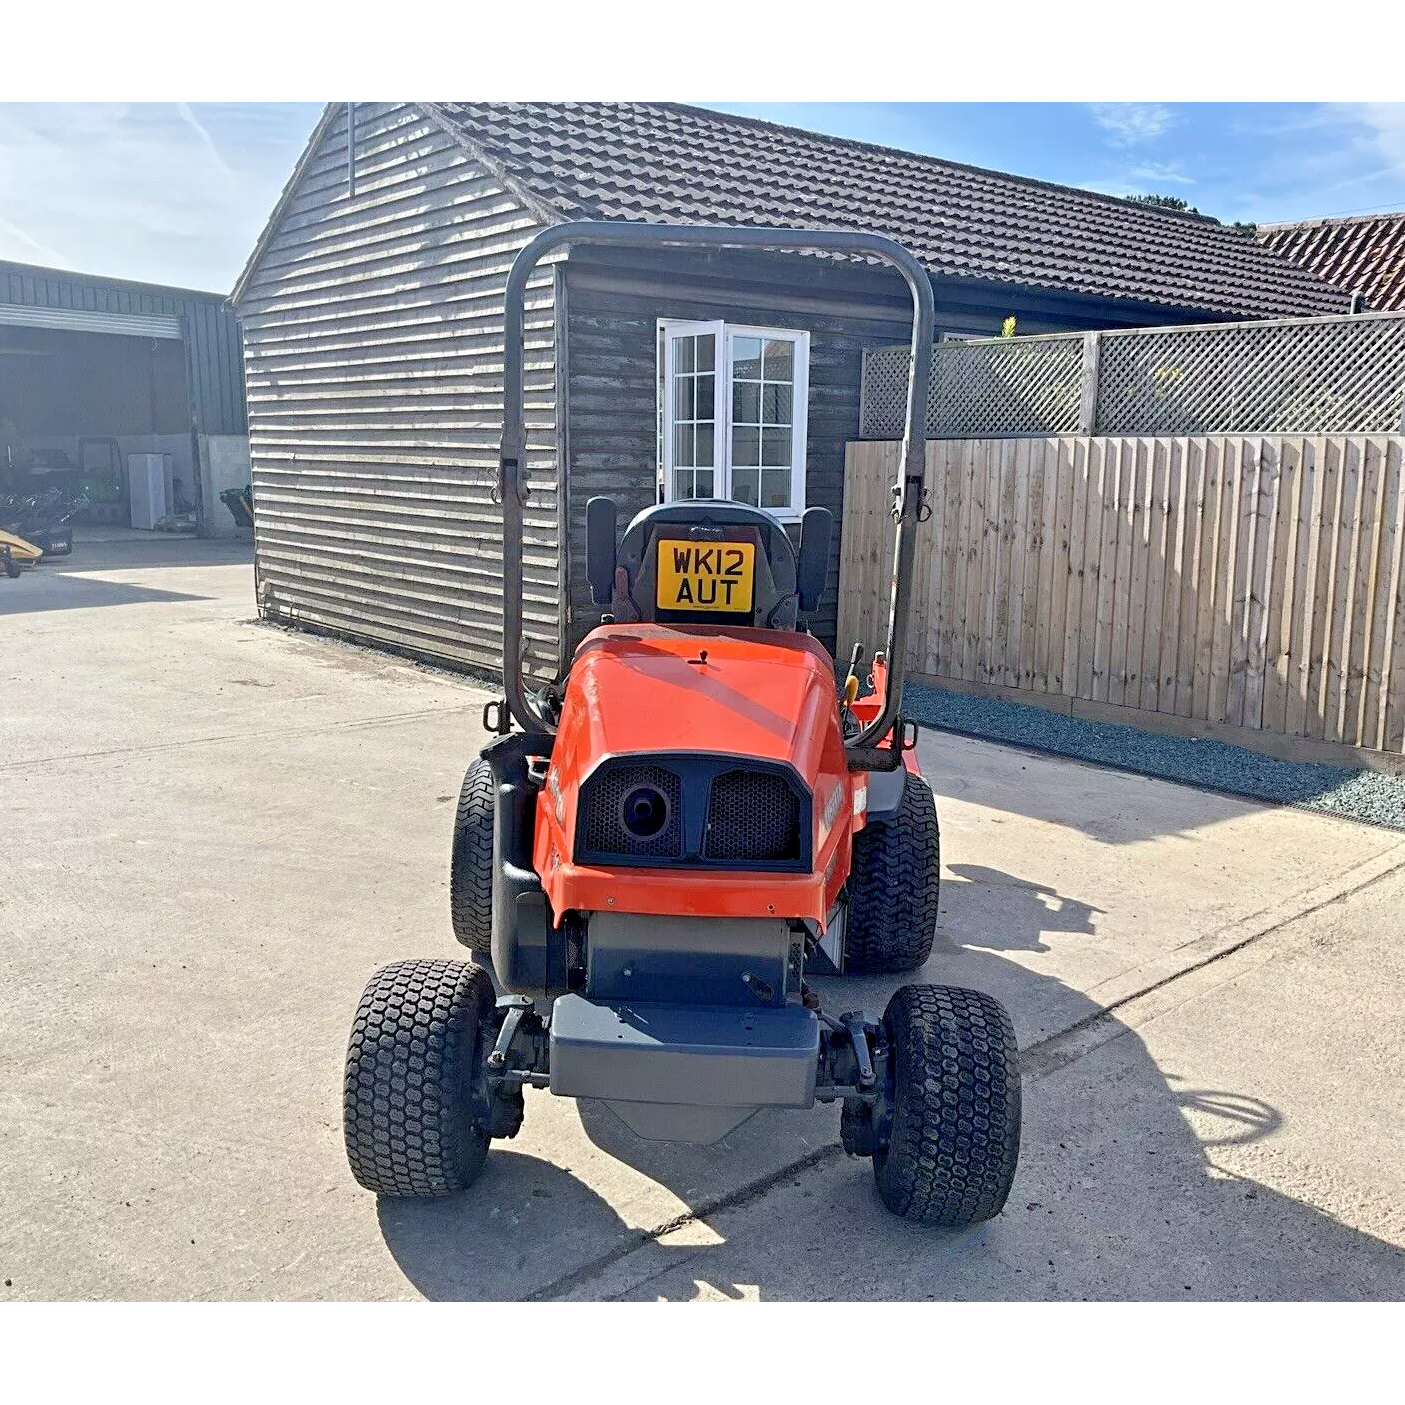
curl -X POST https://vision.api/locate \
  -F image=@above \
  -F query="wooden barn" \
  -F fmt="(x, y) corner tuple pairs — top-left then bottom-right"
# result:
(231, 101), (1343, 678)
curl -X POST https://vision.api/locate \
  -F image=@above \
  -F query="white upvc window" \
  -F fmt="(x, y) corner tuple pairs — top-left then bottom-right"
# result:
(658, 319), (810, 520)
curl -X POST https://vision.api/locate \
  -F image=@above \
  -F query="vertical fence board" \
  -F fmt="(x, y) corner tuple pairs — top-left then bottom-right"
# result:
(1139, 437), (1169, 713)
(1023, 439), (1051, 689)
(1263, 438), (1302, 734)
(1174, 438), (1207, 718)
(1384, 440), (1405, 753)
(1362, 440), (1399, 750)
(1157, 438), (1187, 715)
(1192, 439), (1225, 721)
(990, 440), (1018, 685)
(1132, 437), (1157, 706)
(1083, 439), (1112, 699)
(1097, 439), (1122, 704)
(1323, 438), (1363, 741)
(959, 440), (986, 683)
(1286, 439), (1321, 737)
(1107, 440), (1136, 705)
(1243, 439), (1280, 731)
(1044, 439), (1072, 692)
(1056, 441), (1090, 699)
(1346, 439), (1386, 745)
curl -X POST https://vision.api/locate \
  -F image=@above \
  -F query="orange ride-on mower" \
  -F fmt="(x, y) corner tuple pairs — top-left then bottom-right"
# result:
(343, 222), (1021, 1226)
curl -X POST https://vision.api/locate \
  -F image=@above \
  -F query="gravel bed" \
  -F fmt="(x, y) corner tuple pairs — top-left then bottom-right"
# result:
(902, 681), (1405, 834)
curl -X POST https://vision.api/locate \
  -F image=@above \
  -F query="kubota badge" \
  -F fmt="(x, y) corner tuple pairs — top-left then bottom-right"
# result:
(655, 538), (755, 613)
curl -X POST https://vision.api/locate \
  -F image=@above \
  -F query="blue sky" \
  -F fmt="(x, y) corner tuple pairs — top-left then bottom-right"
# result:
(1, 102), (1403, 294)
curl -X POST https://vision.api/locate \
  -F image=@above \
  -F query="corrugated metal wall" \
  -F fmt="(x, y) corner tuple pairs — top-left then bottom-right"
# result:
(0, 260), (246, 435)
(235, 102), (560, 679)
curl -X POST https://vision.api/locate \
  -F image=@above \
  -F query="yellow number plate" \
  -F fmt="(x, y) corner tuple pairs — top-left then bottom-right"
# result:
(655, 539), (756, 613)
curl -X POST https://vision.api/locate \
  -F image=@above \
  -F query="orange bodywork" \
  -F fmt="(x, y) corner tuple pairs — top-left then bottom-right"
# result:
(533, 623), (863, 928)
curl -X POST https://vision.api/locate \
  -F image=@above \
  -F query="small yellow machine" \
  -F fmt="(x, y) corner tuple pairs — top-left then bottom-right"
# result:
(1, 527), (43, 578)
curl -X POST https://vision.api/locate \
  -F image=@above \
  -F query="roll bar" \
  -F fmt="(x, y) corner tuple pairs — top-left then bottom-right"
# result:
(498, 220), (933, 771)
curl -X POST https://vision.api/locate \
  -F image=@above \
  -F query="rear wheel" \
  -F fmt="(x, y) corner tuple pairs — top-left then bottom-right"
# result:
(450, 757), (495, 956)
(343, 958), (496, 1197)
(845, 771), (940, 973)
(872, 983), (1021, 1226)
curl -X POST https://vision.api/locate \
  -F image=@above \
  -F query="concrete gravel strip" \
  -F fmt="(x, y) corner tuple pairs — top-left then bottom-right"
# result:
(903, 681), (1405, 833)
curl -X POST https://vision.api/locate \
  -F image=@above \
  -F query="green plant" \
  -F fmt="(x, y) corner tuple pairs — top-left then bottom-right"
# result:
(1001, 316), (1018, 338)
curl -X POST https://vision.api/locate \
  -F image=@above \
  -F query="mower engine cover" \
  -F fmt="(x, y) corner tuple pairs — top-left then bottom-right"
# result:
(532, 623), (861, 929)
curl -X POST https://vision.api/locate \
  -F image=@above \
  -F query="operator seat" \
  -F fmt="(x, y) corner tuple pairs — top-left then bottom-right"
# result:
(586, 498), (833, 632)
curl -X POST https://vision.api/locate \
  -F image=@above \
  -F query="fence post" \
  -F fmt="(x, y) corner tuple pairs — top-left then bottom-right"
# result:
(1079, 332), (1101, 435)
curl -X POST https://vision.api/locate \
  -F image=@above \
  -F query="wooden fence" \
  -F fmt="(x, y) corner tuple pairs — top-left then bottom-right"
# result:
(838, 435), (1405, 767)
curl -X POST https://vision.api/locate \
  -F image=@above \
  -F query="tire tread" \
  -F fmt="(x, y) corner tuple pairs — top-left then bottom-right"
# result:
(343, 958), (493, 1197)
(873, 983), (1021, 1226)
(846, 772), (941, 973)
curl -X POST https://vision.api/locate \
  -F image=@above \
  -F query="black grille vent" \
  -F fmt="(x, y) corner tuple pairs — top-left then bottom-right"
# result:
(704, 770), (802, 863)
(581, 764), (683, 861)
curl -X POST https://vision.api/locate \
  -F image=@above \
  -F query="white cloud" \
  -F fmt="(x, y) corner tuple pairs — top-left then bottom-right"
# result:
(1129, 160), (1195, 187)
(1345, 102), (1405, 180)
(1091, 103), (1179, 148)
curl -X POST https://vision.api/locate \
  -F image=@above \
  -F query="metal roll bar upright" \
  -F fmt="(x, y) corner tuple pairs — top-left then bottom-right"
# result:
(498, 220), (934, 771)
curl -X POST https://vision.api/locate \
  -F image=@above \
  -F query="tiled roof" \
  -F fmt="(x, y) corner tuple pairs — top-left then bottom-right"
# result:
(426, 102), (1346, 321)
(1258, 212), (1405, 312)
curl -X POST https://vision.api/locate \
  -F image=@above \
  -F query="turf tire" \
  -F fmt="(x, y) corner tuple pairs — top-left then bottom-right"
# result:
(873, 983), (1021, 1226)
(845, 771), (941, 973)
(344, 958), (495, 1197)
(449, 757), (495, 956)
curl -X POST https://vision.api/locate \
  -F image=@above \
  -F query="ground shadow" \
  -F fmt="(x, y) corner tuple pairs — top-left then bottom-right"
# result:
(935, 862), (1103, 953)
(0, 574), (209, 615)
(376, 1153), (637, 1302)
(54, 541), (252, 574)
(377, 860), (1405, 1301)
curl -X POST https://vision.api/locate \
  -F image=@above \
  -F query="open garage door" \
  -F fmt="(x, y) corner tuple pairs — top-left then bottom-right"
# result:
(0, 314), (199, 531)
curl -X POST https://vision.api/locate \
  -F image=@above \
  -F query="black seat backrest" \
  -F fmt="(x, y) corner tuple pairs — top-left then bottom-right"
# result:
(614, 501), (801, 629)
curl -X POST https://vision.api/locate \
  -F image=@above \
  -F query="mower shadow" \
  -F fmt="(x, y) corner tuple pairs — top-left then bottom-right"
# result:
(378, 866), (1405, 1301)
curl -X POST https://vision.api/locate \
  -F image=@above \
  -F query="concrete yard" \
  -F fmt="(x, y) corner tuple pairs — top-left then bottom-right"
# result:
(2, 535), (1403, 1301)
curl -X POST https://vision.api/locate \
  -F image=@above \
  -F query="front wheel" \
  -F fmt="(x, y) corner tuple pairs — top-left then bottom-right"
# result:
(872, 983), (1021, 1226)
(343, 959), (496, 1197)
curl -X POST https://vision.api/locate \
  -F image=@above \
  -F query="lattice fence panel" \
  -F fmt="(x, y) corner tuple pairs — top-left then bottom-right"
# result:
(860, 312), (1405, 439)
(1097, 315), (1405, 435)
(861, 336), (1082, 438)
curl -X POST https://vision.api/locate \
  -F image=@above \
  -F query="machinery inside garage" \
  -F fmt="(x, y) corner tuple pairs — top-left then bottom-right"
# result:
(0, 261), (248, 545)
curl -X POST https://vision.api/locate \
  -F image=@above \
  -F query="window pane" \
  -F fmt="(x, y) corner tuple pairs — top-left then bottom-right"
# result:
(732, 336), (763, 380)
(731, 468), (759, 506)
(696, 469), (714, 497)
(760, 469), (791, 510)
(674, 423), (694, 467)
(732, 381), (760, 424)
(676, 336), (695, 374)
(761, 383), (792, 424)
(732, 425), (760, 467)
(695, 374), (715, 422)
(674, 469), (694, 499)
(675, 375), (695, 422)
(761, 425), (792, 466)
(696, 423), (714, 466)
(696, 334), (715, 372)
(762, 338), (794, 379)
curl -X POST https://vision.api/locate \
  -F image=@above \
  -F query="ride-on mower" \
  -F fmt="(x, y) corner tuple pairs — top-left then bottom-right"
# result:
(344, 222), (1021, 1226)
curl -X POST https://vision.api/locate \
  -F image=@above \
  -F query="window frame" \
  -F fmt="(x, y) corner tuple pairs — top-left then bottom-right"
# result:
(658, 317), (810, 521)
